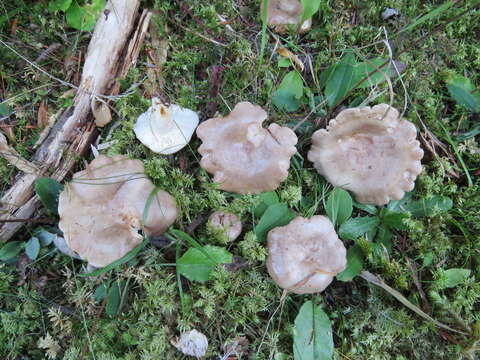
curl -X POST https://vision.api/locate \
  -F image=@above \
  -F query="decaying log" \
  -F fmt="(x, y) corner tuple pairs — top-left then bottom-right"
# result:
(0, 0), (152, 241)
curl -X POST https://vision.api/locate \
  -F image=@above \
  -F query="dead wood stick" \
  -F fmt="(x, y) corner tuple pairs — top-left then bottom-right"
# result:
(0, 0), (151, 242)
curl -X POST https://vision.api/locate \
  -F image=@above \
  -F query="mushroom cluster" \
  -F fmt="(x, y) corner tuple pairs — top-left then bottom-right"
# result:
(196, 102), (298, 194)
(262, 0), (312, 33)
(308, 104), (424, 205)
(58, 155), (178, 267)
(267, 216), (347, 294)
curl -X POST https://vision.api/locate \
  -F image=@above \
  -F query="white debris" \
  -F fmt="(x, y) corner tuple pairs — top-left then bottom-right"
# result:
(171, 329), (208, 358)
(382, 8), (400, 20)
(134, 98), (199, 155)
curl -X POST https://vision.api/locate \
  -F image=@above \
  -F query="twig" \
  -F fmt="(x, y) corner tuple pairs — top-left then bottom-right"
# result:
(360, 271), (467, 335)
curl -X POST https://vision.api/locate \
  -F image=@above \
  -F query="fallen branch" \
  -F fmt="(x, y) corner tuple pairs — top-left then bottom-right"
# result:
(0, 0), (151, 241)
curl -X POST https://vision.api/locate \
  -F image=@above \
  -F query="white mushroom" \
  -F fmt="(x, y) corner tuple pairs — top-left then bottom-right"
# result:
(261, 0), (312, 34)
(171, 329), (208, 358)
(308, 104), (424, 206)
(267, 215), (347, 294)
(134, 98), (199, 155)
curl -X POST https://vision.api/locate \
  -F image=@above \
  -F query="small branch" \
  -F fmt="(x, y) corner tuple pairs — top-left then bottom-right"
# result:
(360, 270), (467, 335)
(0, 217), (56, 224)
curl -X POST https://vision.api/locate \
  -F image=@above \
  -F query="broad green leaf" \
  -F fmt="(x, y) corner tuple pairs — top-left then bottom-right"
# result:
(387, 192), (412, 211)
(376, 224), (393, 253)
(445, 73), (480, 113)
(403, 196), (453, 217)
(94, 283), (108, 303)
(293, 301), (333, 360)
(80, 239), (149, 277)
(436, 268), (471, 290)
(382, 210), (409, 230)
(177, 245), (232, 283)
(323, 54), (356, 108)
(106, 280), (126, 316)
(325, 188), (353, 227)
(255, 203), (296, 242)
(337, 244), (364, 282)
(34, 178), (64, 215)
(254, 192), (279, 218)
(300, 0), (322, 22)
(272, 71), (304, 112)
(0, 241), (24, 261)
(352, 58), (404, 89)
(66, 0), (105, 31)
(35, 229), (56, 246)
(339, 216), (379, 240)
(353, 201), (377, 215)
(48, 0), (72, 12)
(25, 237), (40, 260)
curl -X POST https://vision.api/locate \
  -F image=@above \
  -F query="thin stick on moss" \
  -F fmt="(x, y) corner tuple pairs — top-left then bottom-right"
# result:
(360, 271), (468, 335)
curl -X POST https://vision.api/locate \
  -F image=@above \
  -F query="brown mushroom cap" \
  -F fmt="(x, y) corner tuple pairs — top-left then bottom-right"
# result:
(196, 102), (298, 194)
(208, 211), (242, 242)
(261, 0), (312, 33)
(58, 155), (178, 267)
(267, 215), (346, 294)
(307, 104), (424, 206)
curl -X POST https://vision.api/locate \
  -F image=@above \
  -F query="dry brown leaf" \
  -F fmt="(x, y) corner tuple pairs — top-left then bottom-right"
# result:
(91, 99), (112, 127)
(278, 47), (304, 72)
(37, 101), (49, 129)
(10, 18), (18, 36)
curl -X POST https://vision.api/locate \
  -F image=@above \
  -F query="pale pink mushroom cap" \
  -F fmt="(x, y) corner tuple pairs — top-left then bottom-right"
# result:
(308, 104), (424, 206)
(262, 0), (312, 33)
(58, 155), (178, 267)
(267, 215), (346, 294)
(208, 211), (242, 242)
(196, 102), (298, 194)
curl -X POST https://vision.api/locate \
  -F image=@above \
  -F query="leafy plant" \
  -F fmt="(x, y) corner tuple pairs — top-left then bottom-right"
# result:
(49, 0), (105, 31)
(0, 241), (24, 262)
(272, 71), (305, 112)
(300, 0), (322, 22)
(25, 237), (40, 260)
(34, 178), (64, 215)
(293, 301), (333, 360)
(445, 73), (480, 113)
(325, 187), (353, 227)
(177, 245), (232, 282)
(254, 202), (296, 241)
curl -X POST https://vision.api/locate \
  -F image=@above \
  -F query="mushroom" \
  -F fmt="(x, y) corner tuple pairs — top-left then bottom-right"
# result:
(134, 97), (199, 155)
(196, 102), (298, 194)
(208, 211), (242, 242)
(307, 104), (424, 206)
(58, 154), (178, 267)
(261, 0), (312, 34)
(267, 215), (346, 294)
(171, 329), (208, 358)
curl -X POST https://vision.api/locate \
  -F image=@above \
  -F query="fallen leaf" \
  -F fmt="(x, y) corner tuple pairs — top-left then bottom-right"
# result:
(171, 329), (208, 358)
(10, 18), (18, 35)
(278, 47), (305, 72)
(223, 336), (250, 359)
(37, 101), (49, 128)
(223, 255), (249, 272)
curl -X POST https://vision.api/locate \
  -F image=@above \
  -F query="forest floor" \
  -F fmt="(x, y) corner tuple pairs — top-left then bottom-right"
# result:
(0, 0), (479, 359)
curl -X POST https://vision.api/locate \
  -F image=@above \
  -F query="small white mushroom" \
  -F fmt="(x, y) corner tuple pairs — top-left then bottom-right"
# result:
(261, 0), (312, 34)
(134, 98), (199, 155)
(171, 329), (208, 358)
(208, 211), (242, 242)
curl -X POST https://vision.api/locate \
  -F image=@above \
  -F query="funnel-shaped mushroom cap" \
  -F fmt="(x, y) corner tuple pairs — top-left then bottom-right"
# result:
(58, 155), (178, 267)
(196, 102), (298, 194)
(208, 211), (242, 242)
(134, 98), (199, 155)
(308, 104), (424, 206)
(262, 0), (312, 33)
(267, 215), (346, 294)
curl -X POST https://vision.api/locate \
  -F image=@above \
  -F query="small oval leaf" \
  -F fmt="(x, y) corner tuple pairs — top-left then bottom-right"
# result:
(25, 237), (40, 260)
